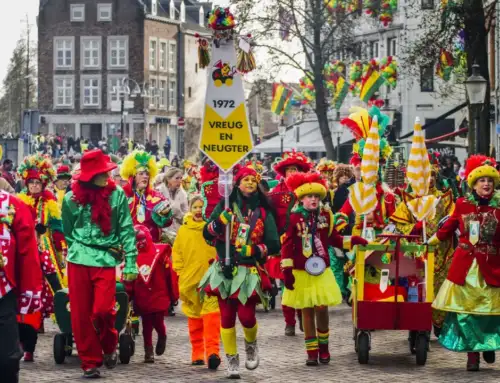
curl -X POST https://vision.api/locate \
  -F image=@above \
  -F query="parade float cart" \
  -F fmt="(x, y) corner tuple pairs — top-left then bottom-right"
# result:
(352, 234), (435, 366)
(52, 282), (134, 365)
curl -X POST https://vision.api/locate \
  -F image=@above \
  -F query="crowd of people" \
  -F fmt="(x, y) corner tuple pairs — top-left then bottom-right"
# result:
(1, 105), (500, 382)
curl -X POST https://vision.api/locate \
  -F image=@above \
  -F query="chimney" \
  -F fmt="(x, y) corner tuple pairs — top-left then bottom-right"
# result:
(180, 1), (186, 22)
(199, 5), (204, 26)
(152, 0), (158, 16)
(170, 0), (175, 19)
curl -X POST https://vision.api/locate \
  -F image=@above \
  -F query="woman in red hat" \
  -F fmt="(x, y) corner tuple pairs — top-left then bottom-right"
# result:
(200, 165), (280, 379)
(48, 164), (72, 209)
(17, 155), (67, 362)
(429, 155), (500, 372)
(62, 149), (138, 378)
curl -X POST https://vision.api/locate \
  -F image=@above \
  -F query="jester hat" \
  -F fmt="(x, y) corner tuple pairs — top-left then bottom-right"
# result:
(18, 155), (57, 186)
(341, 106), (393, 163)
(464, 155), (500, 188)
(273, 150), (313, 177)
(286, 172), (327, 200)
(120, 150), (158, 183)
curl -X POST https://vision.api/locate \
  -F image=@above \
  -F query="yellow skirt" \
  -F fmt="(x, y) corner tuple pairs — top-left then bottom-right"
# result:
(282, 268), (342, 309)
(433, 260), (500, 315)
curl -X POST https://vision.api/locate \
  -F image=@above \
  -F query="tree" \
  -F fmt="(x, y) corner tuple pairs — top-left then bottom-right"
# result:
(232, 0), (360, 159)
(0, 25), (37, 135)
(402, 0), (496, 155)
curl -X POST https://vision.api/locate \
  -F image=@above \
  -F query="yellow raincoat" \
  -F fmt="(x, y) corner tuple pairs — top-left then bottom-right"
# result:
(172, 213), (219, 318)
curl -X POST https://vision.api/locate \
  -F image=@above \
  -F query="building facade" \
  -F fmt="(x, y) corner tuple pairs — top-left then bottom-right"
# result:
(38, 0), (210, 158)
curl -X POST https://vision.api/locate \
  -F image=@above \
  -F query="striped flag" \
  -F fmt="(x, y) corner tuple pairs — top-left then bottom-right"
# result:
(271, 83), (293, 115)
(333, 76), (350, 110)
(360, 67), (385, 103)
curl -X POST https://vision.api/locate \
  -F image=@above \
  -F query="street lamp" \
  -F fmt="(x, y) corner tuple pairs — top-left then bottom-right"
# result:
(465, 63), (488, 154)
(332, 111), (342, 162)
(278, 121), (287, 154)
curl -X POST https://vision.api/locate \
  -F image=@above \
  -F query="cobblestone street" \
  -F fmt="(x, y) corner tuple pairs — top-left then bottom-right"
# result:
(18, 301), (500, 383)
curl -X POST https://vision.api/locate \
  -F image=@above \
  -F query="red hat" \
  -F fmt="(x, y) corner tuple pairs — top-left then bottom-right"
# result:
(350, 153), (361, 167)
(77, 149), (117, 182)
(273, 150), (313, 177)
(57, 164), (72, 179)
(286, 172), (327, 199)
(234, 165), (259, 184)
(464, 155), (499, 188)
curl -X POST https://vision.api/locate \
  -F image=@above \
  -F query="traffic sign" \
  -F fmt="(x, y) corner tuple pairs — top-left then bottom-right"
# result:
(178, 117), (185, 126)
(199, 40), (253, 172)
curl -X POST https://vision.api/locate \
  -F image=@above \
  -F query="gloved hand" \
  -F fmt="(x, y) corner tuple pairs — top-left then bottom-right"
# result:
(222, 263), (235, 280)
(283, 268), (295, 291)
(122, 273), (138, 282)
(351, 236), (369, 247)
(218, 208), (233, 226)
(427, 234), (440, 246)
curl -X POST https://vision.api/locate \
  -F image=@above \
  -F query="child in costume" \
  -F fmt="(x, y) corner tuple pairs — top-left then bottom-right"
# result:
(124, 225), (171, 363)
(200, 165), (280, 379)
(172, 195), (221, 369)
(62, 149), (138, 378)
(49, 164), (72, 209)
(281, 172), (368, 365)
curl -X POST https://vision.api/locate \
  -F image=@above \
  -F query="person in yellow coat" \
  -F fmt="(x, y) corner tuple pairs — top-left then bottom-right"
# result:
(172, 195), (221, 370)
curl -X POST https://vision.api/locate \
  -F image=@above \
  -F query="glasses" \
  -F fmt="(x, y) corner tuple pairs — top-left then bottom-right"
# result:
(28, 180), (43, 185)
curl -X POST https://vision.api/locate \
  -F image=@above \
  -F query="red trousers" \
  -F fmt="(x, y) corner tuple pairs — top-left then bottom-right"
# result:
(142, 312), (167, 348)
(283, 305), (301, 327)
(218, 298), (256, 329)
(68, 263), (117, 370)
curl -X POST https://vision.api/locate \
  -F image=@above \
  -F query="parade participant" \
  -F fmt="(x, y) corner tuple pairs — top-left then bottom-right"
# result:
(200, 165), (280, 379)
(49, 164), (72, 208)
(123, 225), (171, 363)
(390, 154), (454, 337)
(182, 160), (199, 193)
(172, 195), (221, 369)
(267, 150), (314, 336)
(62, 149), (138, 378)
(121, 150), (173, 242)
(159, 167), (188, 236)
(430, 155), (500, 372)
(0, 189), (44, 383)
(316, 159), (336, 206)
(199, 158), (220, 221)
(280, 172), (368, 366)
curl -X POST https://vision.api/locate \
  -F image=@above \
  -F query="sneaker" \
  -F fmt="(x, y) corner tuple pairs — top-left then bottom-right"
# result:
(244, 340), (260, 370)
(103, 351), (117, 369)
(23, 352), (34, 362)
(156, 335), (167, 356)
(192, 360), (204, 365)
(144, 346), (155, 363)
(83, 368), (101, 379)
(208, 354), (221, 370)
(483, 351), (495, 364)
(226, 354), (240, 379)
(467, 352), (480, 372)
(284, 325), (295, 336)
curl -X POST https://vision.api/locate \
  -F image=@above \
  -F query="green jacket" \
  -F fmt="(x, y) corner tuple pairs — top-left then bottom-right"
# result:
(62, 187), (138, 274)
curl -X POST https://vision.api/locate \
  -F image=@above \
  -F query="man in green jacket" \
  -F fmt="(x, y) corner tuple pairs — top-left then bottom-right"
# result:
(62, 149), (138, 379)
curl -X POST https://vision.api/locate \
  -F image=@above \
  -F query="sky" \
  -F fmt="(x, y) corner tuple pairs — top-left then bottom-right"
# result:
(0, 0), (38, 85)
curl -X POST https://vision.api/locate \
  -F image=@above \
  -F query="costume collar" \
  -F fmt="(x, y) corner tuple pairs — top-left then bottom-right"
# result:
(467, 191), (500, 208)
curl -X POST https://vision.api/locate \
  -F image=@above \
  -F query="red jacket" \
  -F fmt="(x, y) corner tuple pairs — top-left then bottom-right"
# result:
(268, 180), (296, 235)
(281, 208), (346, 271)
(437, 195), (500, 287)
(0, 191), (44, 313)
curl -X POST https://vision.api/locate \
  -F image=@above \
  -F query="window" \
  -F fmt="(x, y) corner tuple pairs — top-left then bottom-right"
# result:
(81, 37), (101, 69)
(420, 65), (434, 92)
(421, 0), (434, 9)
(81, 75), (101, 108)
(369, 41), (379, 58)
(150, 39), (157, 69)
(188, 87), (192, 98)
(150, 79), (157, 108)
(160, 41), (167, 70)
(108, 36), (128, 69)
(152, 0), (158, 15)
(159, 80), (167, 108)
(71, 4), (85, 21)
(169, 42), (177, 72)
(387, 37), (397, 56)
(195, 63), (198, 73)
(98, 3), (112, 21)
(168, 79), (177, 110)
(54, 37), (74, 69)
(107, 75), (127, 109)
(54, 75), (74, 108)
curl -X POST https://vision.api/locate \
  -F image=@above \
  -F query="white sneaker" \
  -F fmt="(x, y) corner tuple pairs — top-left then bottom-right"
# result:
(226, 354), (240, 379)
(245, 341), (260, 370)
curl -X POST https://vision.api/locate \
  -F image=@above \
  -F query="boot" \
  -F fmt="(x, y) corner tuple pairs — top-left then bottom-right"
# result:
(23, 352), (34, 362)
(483, 351), (495, 364)
(306, 349), (319, 366)
(103, 351), (117, 369)
(156, 335), (167, 356)
(208, 353), (221, 370)
(284, 325), (295, 336)
(192, 359), (204, 365)
(226, 354), (240, 379)
(467, 352), (480, 371)
(144, 346), (155, 363)
(319, 343), (330, 364)
(244, 340), (260, 370)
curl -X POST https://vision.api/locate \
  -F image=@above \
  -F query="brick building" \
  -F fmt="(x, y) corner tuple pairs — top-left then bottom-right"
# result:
(37, 0), (210, 158)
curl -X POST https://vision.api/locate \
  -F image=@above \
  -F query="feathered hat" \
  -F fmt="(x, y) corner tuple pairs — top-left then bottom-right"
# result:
(157, 157), (171, 170)
(273, 150), (313, 177)
(120, 150), (158, 182)
(199, 159), (219, 183)
(244, 159), (264, 174)
(316, 158), (336, 174)
(286, 172), (327, 199)
(464, 155), (500, 188)
(342, 105), (393, 163)
(18, 155), (56, 185)
(428, 151), (440, 176)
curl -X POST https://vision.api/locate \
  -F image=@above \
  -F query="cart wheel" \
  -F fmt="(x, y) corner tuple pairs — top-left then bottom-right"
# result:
(65, 334), (73, 356)
(119, 333), (132, 364)
(408, 331), (417, 355)
(415, 333), (428, 366)
(357, 332), (370, 364)
(53, 333), (66, 364)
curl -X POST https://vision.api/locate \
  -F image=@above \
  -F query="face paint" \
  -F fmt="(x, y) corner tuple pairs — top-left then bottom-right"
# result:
(239, 175), (258, 196)
(301, 194), (320, 211)
(191, 200), (204, 221)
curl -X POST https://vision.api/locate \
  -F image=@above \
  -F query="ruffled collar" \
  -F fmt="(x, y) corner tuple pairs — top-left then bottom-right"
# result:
(467, 190), (500, 207)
